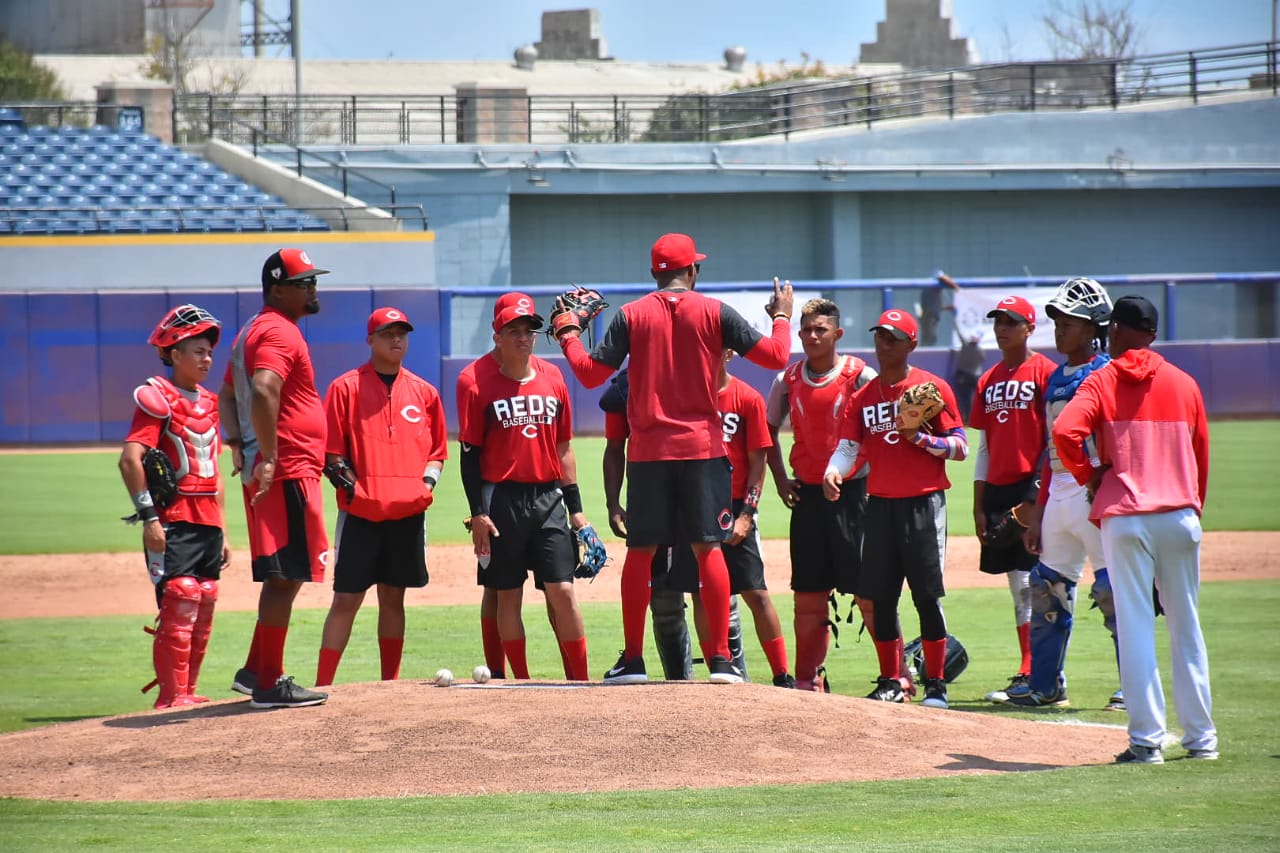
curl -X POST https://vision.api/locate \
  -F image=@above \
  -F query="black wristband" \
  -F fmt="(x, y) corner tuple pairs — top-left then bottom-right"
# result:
(423, 475), (438, 488)
(561, 482), (584, 514)
(138, 505), (160, 522)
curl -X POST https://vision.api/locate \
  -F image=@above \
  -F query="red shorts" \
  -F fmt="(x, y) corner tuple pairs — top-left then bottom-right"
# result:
(242, 477), (328, 583)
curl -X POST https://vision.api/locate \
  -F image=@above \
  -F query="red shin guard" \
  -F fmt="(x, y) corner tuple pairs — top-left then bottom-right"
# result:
(153, 577), (202, 709)
(186, 579), (217, 702)
(793, 592), (832, 689)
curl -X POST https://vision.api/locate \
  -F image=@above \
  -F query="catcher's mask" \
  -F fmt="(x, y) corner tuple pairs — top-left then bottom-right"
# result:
(1045, 278), (1113, 327)
(149, 304), (222, 355)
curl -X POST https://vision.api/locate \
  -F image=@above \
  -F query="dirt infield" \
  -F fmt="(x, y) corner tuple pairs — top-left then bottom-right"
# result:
(0, 532), (1272, 802)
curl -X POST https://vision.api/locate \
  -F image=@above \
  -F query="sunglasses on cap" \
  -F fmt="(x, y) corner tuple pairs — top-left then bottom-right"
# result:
(284, 276), (318, 288)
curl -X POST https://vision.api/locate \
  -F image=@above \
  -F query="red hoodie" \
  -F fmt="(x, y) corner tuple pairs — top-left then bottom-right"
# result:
(1052, 348), (1208, 523)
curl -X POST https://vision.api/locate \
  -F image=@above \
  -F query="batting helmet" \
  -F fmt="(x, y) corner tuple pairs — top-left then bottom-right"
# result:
(149, 304), (221, 350)
(1045, 277), (1113, 327)
(903, 634), (970, 684)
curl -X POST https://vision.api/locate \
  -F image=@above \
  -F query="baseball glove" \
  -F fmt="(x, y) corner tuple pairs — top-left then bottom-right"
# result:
(897, 381), (946, 431)
(122, 448), (178, 524)
(573, 524), (609, 580)
(323, 457), (357, 501)
(982, 507), (1028, 550)
(548, 286), (609, 341)
(903, 633), (970, 684)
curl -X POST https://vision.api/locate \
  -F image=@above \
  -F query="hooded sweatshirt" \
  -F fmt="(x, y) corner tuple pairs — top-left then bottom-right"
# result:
(1052, 348), (1208, 523)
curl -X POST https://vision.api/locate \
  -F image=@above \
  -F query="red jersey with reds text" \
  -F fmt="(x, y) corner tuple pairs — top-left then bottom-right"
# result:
(324, 363), (448, 522)
(457, 355), (572, 483)
(968, 352), (1055, 485)
(224, 306), (325, 479)
(125, 380), (224, 529)
(768, 355), (872, 484)
(840, 366), (965, 498)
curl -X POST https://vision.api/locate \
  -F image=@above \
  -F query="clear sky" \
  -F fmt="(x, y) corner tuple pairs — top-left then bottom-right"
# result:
(276, 0), (1274, 65)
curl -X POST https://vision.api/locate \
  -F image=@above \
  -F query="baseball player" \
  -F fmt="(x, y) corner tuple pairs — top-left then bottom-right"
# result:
(766, 298), (877, 693)
(968, 296), (1055, 701)
(554, 233), (793, 684)
(218, 248), (330, 709)
(599, 368), (749, 681)
(823, 309), (968, 709)
(120, 304), (229, 709)
(1054, 295), (1217, 763)
(999, 277), (1122, 709)
(456, 294), (591, 680)
(315, 307), (448, 687)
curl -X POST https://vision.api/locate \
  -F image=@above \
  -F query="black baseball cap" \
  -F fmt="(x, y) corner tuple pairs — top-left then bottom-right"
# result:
(262, 248), (330, 287)
(1111, 295), (1158, 333)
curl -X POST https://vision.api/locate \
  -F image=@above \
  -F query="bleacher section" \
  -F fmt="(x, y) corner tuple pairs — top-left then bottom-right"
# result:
(0, 116), (329, 235)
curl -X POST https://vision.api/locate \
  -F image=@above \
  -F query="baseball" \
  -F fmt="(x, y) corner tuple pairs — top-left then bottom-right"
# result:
(434, 668), (453, 687)
(472, 664), (491, 684)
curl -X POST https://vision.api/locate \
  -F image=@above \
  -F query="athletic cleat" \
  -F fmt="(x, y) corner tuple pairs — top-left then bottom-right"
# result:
(772, 672), (797, 689)
(1115, 744), (1164, 765)
(815, 666), (832, 694)
(231, 667), (257, 696)
(985, 673), (1029, 703)
(708, 656), (744, 684)
(999, 688), (1070, 708)
(249, 676), (328, 709)
(920, 677), (949, 709)
(602, 652), (648, 684)
(1185, 748), (1219, 761)
(865, 676), (906, 703)
(1105, 689), (1126, 712)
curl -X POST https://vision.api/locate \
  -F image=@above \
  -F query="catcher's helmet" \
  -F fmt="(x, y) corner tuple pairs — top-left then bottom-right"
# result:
(1045, 277), (1112, 326)
(149, 304), (221, 350)
(903, 634), (970, 684)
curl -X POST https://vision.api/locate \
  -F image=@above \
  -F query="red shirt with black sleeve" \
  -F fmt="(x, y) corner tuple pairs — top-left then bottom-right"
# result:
(324, 363), (448, 522)
(840, 367), (965, 498)
(969, 352), (1055, 485)
(457, 355), (572, 484)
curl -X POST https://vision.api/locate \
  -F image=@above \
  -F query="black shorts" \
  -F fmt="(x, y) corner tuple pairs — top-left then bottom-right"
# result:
(656, 501), (768, 595)
(152, 521), (224, 606)
(333, 511), (428, 594)
(789, 480), (866, 594)
(979, 476), (1040, 574)
(625, 457), (732, 548)
(480, 482), (575, 591)
(859, 492), (947, 602)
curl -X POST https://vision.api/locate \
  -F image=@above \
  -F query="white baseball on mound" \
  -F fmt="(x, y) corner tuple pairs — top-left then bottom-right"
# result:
(434, 668), (453, 687)
(472, 665), (491, 684)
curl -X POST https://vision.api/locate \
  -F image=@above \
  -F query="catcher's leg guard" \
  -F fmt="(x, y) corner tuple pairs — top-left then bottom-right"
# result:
(793, 592), (831, 691)
(649, 582), (692, 680)
(1028, 563), (1076, 696)
(153, 576), (202, 709)
(1091, 567), (1119, 642)
(728, 595), (747, 681)
(186, 579), (217, 702)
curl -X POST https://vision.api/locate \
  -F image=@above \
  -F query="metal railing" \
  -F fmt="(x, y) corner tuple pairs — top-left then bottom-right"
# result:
(178, 41), (1279, 146)
(235, 118), (400, 207)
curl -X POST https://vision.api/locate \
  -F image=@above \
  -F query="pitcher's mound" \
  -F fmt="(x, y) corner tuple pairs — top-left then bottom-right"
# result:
(0, 680), (1124, 801)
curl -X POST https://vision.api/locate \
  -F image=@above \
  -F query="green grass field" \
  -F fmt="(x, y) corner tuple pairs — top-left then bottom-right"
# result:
(0, 420), (1277, 850)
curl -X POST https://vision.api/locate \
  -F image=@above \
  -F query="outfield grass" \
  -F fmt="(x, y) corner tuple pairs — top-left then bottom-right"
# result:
(0, 420), (1275, 554)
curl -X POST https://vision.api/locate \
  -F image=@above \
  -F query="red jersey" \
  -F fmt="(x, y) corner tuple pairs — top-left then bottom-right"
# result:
(224, 306), (325, 479)
(968, 352), (1055, 485)
(768, 355), (872, 484)
(561, 289), (790, 462)
(841, 367), (965, 498)
(457, 355), (572, 483)
(719, 376), (772, 498)
(324, 363), (448, 522)
(125, 378), (223, 529)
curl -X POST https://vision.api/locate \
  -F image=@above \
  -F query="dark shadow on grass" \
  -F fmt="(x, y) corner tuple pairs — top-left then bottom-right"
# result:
(940, 753), (1074, 772)
(102, 700), (258, 729)
(23, 715), (103, 724)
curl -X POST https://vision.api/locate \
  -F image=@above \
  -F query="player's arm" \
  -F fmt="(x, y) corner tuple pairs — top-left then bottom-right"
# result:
(904, 384), (968, 460)
(119, 439), (166, 554)
(557, 440), (588, 531)
(822, 437), (862, 501)
(721, 278), (794, 370)
(1192, 390), (1209, 508)
(247, 367), (284, 505)
(728, 447), (768, 546)
(764, 376), (799, 508)
(1052, 378), (1105, 489)
(422, 389), (449, 495)
(559, 312), (628, 388)
(217, 380), (245, 476)
(972, 432), (989, 540)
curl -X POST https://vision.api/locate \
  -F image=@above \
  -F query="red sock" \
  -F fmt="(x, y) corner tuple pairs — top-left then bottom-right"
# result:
(874, 637), (903, 679)
(503, 638), (530, 679)
(560, 637), (588, 681)
(923, 637), (947, 681)
(256, 624), (288, 687)
(695, 548), (731, 659)
(621, 549), (653, 659)
(762, 635), (790, 677)
(1017, 622), (1031, 675)
(794, 593), (831, 685)
(379, 637), (404, 681)
(481, 616), (506, 678)
(244, 621), (263, 672)
(315, 647), (342, 687)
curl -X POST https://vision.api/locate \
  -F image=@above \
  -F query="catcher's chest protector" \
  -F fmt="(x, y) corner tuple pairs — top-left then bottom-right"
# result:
(134, 376), (220, 495)
(784, 355), (864, 423)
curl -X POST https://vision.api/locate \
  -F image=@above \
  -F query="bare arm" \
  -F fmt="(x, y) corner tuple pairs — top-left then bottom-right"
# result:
(119, 440), (165, 555)
(602, 438), (627, 538)
(217, 381), (245, 476)
(558, 441), (587, 531)
(728, 447), (768, 546)
(248, 368), (283, 506)
(766, 423), (799, 508)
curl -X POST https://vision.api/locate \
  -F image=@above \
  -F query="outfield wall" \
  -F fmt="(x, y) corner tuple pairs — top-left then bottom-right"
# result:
(1, 287), (1275, 443)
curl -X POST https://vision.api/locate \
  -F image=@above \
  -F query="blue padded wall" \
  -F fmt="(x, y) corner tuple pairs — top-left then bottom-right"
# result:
(0, 294), (31, 442)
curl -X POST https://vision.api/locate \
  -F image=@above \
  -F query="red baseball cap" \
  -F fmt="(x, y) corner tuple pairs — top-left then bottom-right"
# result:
(869, 308), (918, 342)
(493, 292), (545, 332)
(261, 247), (330, 287)
(367, 307), (414, 335)
(987, 295), (1036, 325)
(650, 233), (706, 273)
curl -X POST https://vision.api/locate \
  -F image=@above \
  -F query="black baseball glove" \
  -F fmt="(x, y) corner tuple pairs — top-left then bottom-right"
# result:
(982, 507), (1028, 549)
(323, 457), (357, 501)
(122, 447), (178, 524)
(548, 286), (609, 341)
(573, 524), (609, 581)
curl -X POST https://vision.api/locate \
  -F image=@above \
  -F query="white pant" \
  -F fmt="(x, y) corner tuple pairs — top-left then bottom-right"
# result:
(1041, 474), (1106, 583)
(1101, 509), (1217, 752)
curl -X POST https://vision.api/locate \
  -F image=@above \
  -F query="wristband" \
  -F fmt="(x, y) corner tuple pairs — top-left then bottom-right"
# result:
(423, 463), (442, 488)
(131, 490), (159, 523)
(561, 482), (584, 514)
(772, 313), (791, 321)
(742, 485), (761, 516)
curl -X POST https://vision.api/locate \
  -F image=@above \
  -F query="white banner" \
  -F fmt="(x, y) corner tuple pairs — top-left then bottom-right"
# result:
(952, 288), (1060, 350)
(713, 290), (825, 353)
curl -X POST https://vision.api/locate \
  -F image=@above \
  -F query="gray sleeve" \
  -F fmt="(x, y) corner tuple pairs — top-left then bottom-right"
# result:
(590, 311), (630, 369)
(766, 374), (789, 427)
